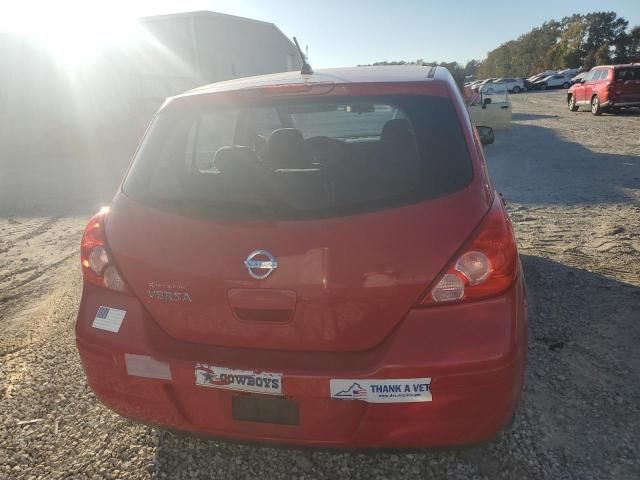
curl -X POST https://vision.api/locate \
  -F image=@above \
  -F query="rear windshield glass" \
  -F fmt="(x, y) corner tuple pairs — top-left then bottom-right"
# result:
(123, 95), (472, 220)
(615, 67), (640, 82)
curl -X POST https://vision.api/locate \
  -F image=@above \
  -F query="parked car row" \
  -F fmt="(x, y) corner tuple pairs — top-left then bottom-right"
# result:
(466, 68), (583, 94)
(494, 78), (525, 93)
(525, 69), (582, 90)
(465, 78), (520, 94)
(531, 74), (572, 90)
(466, 63), (639, 125)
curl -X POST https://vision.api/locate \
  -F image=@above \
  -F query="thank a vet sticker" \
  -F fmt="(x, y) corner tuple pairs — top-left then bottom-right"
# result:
(92, 306), (126, 333)
(195, 364), (282, 396)
(330, 378), (432, 403)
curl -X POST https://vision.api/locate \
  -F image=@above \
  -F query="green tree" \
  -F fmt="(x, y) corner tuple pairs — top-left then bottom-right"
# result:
(583, 49), (596, 70)
(479, 21), (561, 77)
(594, 43), (612, 65)
(629, 26), (640, 61)
(550, 19), (587, 69)
(464, 59), (480, 78)
(583, 12), (627, 54)
(478, 12), (635, 77)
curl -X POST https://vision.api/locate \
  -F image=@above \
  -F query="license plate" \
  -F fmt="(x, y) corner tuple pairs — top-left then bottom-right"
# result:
(232, 395), (299, 425)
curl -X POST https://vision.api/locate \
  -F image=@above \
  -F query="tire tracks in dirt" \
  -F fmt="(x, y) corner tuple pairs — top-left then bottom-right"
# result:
(1, 251), (76, 293)
(0, 216), (86, 356)
(0, 217), (60, 254)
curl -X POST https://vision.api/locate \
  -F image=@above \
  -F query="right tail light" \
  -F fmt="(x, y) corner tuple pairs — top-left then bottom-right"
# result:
(418, 195), (518, 306)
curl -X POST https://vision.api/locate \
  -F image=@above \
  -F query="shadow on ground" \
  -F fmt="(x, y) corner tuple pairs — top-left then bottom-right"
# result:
(511, 113), (560, 121)
(150, 255), (640, 479)
(487, 123), (640, 205)
(607, 108), (640, 116)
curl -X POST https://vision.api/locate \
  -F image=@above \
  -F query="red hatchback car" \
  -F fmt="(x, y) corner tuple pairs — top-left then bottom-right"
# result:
(568, 64), (640, 115)
(76, 66), (527, 448)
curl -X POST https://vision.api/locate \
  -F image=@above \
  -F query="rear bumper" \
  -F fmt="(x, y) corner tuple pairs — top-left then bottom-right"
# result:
(602, 99), (640, 108)
(75, 278), (527, 448)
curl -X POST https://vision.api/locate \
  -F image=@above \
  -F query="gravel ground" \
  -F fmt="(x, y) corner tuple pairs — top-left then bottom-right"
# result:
(1, 90), (639, 479)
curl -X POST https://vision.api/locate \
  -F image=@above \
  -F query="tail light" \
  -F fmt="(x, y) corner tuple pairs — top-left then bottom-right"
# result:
(80, 207), (131, 294)
(418, 195), (518, 306)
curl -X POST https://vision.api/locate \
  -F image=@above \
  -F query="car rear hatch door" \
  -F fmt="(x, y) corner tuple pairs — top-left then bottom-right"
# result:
(107, 192), (487, 352)
(105, 88), (488, 352)
(613, 67), (640, 103)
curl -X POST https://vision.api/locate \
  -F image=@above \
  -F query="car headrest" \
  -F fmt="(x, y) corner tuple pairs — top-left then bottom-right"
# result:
(381, 119), (416, 148)
(267, 128), (308, 169)
(213, 146), (262, 175)
(212, 147), (235, 173)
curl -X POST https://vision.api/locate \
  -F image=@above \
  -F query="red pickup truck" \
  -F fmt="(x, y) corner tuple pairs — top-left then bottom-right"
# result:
(568, 64), (640, 115)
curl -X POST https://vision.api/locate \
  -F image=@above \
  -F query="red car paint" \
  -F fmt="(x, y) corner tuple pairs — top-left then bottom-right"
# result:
(75, 66), (527, 448)
(568, 64), (640, 114)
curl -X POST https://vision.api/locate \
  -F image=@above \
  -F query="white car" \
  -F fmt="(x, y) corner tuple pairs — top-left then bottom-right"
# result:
(494, 77), (526, 93)
(476, 78), (497, 88)
(533, 74), (571, 90)
(527, 70), (556, 83)
(570, 72), (587, 85)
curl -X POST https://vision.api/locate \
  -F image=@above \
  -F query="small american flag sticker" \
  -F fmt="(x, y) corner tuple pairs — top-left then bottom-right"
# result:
(92, 306), (126, 333)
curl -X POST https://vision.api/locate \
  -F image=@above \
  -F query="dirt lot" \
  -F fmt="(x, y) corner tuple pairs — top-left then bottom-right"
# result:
(1, 90), (639, 479)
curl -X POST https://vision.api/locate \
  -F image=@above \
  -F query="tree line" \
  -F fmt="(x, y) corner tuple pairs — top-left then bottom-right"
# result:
(361, 60), (471, 89)
(478, 11), (640, 78)
(364, 11), (640, 83)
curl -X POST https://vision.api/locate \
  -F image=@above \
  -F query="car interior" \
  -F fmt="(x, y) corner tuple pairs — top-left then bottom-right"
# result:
(166, 104), (424, 214)
(127, 95), (473, 219)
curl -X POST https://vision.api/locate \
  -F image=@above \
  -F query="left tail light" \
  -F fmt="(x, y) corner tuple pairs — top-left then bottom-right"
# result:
(80, 207), (131, 294)
(417, 195), (518, 306)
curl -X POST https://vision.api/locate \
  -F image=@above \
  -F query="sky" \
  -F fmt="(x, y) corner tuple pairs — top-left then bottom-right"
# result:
(1, 0), (639, 68)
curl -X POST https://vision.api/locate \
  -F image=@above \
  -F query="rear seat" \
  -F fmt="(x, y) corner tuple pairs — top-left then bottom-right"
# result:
(266, 128), (329, 211)
(333, 119), (421, 205)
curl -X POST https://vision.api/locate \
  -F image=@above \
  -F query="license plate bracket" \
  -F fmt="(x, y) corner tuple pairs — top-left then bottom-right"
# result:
(232, 395), (299, 426)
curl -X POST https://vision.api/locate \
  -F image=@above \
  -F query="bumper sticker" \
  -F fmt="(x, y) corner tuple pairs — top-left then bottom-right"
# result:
(195, 364), (282, 396)
(330, 378), (432, 403)
(125, 354), (172, 380)
(92, 306), (126, 333)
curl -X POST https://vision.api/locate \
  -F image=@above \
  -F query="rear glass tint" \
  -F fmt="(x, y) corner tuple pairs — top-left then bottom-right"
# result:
(123, 95), (472, 220)
(615, 67), (640, 82)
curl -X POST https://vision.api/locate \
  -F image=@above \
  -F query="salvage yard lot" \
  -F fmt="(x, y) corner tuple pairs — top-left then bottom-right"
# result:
(1, 90), (639, 479)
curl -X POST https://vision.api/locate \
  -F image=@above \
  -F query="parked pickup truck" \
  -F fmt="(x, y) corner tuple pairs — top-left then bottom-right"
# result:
(469, 82), (512, 130)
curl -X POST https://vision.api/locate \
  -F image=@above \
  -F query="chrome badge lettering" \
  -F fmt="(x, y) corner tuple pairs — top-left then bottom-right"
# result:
(148, 282), (192, 302)
(148, 290), (193, 302)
